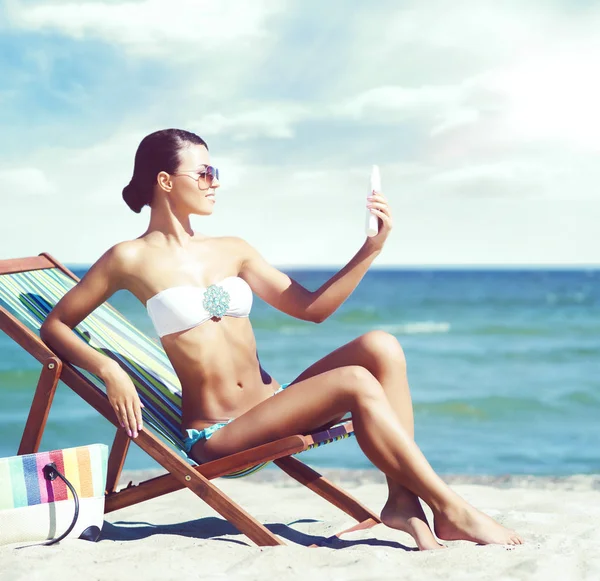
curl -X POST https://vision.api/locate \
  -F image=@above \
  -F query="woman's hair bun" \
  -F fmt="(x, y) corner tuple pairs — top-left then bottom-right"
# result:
(122, 180), (145, 214)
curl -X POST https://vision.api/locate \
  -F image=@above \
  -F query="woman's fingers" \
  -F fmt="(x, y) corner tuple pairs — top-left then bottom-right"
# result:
(125, 400), (139, 438)
(365, 191), (393, 247)
(111, 397), (141, 438)
(118, 400), (133, 437)
(135, 397), (144, 433)
(112, 401), (125, 429)
(126, 396), (144, 437)
(369, 208), (393, 229)
(367, 200), (391, 214)
(369, 191), (387, 200)
(367, 202), (392, 223)
(106, 376), (143, 438)
(367, 194), (391, 215)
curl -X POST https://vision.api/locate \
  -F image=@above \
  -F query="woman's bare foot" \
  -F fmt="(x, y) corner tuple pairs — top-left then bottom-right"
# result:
(433, 503), (523, 546)
(381, 489), (445, 551)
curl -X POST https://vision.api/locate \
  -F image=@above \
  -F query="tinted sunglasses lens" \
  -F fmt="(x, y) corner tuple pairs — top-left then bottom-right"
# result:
(199, 166), (219, 185)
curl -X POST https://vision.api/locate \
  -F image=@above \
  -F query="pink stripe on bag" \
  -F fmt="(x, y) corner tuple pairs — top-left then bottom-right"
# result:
(35, 452), (52, 504)
(48, 450), (68, 502)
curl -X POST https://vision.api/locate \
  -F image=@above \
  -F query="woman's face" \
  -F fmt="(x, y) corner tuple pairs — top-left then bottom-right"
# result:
(168, 144), (220, 216)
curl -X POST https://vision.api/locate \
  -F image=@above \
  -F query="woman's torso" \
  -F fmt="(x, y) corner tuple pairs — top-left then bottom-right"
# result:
(117, 233), (280, 431)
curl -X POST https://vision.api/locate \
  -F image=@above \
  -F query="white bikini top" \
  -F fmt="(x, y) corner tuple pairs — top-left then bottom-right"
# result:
(146, 276), (253, 338)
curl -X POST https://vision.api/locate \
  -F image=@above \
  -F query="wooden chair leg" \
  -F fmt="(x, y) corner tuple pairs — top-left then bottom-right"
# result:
(130, 429), (286, 547)
(18, 357), (62, 455)
(330, 517), (380, 538)
(105, 429), (131, 494)
(274, 456), (381, 526)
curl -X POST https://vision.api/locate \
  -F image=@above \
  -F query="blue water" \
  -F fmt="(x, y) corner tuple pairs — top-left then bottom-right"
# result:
(1, 268), (598, 476)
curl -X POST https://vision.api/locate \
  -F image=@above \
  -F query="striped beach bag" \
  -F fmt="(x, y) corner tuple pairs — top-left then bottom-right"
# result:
(0, 444), (108, 546)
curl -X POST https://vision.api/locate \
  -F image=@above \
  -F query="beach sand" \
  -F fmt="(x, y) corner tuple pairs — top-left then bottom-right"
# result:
(1, 470), (599, 581)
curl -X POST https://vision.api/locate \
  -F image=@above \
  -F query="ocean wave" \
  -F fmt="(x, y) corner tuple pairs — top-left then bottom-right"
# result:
(276, 326), (313, 336)
(559, 391), (600, 407)
(545, 291), (595, 305)
(414, 293), (598, 309)
(334, 307), (379, 324)
(378, 321), (451, 335)
(251, 318), (313, 331)
(456, 323), (600, 338)
(468, 325), (550, 336)
(0, 369), (42, 389)
(414, 396), (567, 420)
(498, 347), (600, 363)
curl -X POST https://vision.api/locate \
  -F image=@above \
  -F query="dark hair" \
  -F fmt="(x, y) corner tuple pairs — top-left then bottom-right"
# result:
(122, 129), (208, 213)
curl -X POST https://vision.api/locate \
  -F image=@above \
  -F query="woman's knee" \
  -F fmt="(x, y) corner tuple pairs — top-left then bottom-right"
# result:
(336, 365), (385, 402)
(357, 330), (406, 368)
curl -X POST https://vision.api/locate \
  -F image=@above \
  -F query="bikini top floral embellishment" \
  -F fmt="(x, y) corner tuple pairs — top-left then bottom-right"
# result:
(202, 284), (231, 318)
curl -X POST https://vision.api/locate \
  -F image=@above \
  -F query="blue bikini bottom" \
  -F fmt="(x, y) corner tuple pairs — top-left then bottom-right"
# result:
(183, 382), (292, 454)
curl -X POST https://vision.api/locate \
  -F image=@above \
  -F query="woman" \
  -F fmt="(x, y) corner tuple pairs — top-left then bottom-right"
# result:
(40, 128), (522, 551)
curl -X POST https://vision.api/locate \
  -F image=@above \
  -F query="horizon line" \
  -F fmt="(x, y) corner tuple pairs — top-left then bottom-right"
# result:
(65, 262), (600, 271)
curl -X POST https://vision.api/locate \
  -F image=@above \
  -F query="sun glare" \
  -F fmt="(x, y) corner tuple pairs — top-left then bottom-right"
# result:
(495, 50), (600, 151)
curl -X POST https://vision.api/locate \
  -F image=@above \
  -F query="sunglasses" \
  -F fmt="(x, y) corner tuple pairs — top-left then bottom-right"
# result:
(174, 166), (220, 189)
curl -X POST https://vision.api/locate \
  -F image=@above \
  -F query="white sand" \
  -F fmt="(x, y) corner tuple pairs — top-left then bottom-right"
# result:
(1, 470), (599, 581)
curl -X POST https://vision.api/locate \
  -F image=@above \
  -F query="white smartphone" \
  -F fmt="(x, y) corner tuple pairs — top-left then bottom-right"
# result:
(365, 165), (381, 237)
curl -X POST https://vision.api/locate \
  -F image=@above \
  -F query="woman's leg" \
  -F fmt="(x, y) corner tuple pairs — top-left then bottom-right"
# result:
(287, 330), (442, 549)
(194, 365), (522, 546)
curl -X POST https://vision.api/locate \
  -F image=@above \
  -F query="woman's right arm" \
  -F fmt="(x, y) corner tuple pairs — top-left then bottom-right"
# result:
(39, 244), (144, 438)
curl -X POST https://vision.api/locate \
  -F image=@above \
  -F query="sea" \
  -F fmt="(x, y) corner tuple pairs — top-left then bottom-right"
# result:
(1, 267), (598, 476)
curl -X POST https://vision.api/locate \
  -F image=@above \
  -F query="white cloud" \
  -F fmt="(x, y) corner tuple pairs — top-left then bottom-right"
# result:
(190, 104), (312, 141)
(337, 85), (463, 121)
(425, 161), (554, 199)
(0, 167), (57, 197)
(5, 0), (283, 57)
(430, 108), (481, 136)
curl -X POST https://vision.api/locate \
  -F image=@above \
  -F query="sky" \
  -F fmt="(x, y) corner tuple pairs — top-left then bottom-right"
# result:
(1, 0), (599, 267)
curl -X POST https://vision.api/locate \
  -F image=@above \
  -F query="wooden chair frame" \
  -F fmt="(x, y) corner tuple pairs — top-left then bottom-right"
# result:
(0, 253), (380, 547)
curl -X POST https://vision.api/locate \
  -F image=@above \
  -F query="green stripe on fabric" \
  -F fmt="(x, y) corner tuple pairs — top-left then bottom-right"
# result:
(222, 463), (269, 479)
(0, 459), (15, 510)
(7, 457), (27, 508)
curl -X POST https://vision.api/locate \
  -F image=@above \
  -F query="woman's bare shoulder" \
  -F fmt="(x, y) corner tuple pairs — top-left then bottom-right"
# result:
(215, 236), (254, 267)
(101, 239), (145, 268)
(89, 239), (148, 288)
(43, 239), (146, 327)
(217, 235), (251, 254)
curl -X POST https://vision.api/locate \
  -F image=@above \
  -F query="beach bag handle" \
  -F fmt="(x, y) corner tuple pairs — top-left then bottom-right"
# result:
(41, 463), (80, 546)
(18, 463), (81, 549)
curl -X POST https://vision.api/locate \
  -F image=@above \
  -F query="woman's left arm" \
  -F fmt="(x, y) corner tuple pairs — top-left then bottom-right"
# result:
(238, 191), (393, 323)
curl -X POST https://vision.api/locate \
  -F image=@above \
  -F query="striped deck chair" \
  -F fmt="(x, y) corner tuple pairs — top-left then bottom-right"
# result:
(0, 253), (380, 547)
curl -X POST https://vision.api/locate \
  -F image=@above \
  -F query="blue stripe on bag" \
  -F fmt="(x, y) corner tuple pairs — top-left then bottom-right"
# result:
(22, 455), (41, 506)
